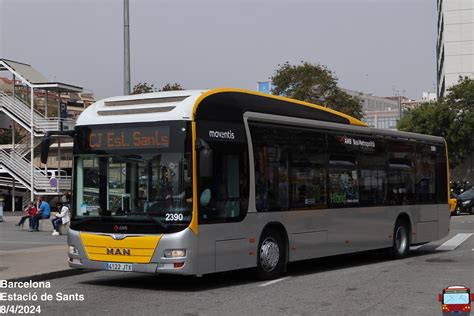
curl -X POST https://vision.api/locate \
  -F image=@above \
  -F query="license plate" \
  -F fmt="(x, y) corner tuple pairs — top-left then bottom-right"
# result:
(106, 262), (133, 272)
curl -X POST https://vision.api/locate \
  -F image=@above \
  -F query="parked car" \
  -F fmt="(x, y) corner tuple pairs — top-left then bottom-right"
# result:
(454, 189), (474, 215)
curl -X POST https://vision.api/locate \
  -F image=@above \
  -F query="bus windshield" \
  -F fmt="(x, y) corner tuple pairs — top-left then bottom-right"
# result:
(444, 293), (469, 305)
(73, 122), (192, 230)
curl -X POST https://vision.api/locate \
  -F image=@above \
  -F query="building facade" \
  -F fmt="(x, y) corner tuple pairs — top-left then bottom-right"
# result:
(437, 0), (474, 98)
(344, 89), (400, 130)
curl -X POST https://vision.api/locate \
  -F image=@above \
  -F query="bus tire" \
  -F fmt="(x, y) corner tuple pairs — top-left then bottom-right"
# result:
(391, 220), (410, 259)
(256, 229), (286, 280)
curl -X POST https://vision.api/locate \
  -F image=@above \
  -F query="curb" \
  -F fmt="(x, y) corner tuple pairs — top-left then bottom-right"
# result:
(7, 269), (94, 282)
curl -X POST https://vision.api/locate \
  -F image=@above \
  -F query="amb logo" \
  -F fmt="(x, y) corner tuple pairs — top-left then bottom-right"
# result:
(106, 248), (131, 256)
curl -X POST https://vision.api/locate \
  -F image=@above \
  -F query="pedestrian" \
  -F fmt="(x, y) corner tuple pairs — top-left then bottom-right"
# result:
(29, 196), (51, 232)
(51, 201), (70, 236)
(15, 201), (36, 228)
(61, 190), (71, 205)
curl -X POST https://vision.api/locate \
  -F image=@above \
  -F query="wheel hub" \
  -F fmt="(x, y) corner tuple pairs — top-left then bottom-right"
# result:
(260, 237), (280, 272)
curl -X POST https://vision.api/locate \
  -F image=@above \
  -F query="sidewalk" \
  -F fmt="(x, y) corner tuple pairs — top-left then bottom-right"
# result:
(0, 212), (78, 280)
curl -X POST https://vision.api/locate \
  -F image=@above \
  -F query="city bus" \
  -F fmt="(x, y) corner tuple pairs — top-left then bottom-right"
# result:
(439, 285), (474, 315)
(42, 88), (450, 279)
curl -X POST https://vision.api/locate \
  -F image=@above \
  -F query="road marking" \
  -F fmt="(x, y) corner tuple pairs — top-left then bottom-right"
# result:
(435, 233), (473, 251)
(259, 277), (290, 287)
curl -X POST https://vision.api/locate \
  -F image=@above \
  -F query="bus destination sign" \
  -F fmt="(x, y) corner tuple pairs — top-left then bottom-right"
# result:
(87, 126), (170, 150)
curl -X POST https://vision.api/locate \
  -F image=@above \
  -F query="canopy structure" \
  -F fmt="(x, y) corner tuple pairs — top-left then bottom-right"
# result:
(0, 58), (82, 92)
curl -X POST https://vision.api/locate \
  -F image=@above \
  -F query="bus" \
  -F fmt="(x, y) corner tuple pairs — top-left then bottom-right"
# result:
(438, 285), (474, 315)
(42, 88), (450, 279)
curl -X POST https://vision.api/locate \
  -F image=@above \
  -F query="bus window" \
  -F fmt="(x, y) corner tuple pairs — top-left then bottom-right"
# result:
(387, 141), (416, 205)
(415, 144), (437, 204)
(288, 129), (326, 209)
(251, 123), (327, 211)
(198, 141), (248, 223)
(436, 146), (448, 203)
(327, 134), (359, 207)
(358, 138), (387, 206)
(251, 124), (289, 212)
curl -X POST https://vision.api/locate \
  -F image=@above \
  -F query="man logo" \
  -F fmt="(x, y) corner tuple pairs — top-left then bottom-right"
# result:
(112, 234), (126, 240)
(106, 248), (131, 256)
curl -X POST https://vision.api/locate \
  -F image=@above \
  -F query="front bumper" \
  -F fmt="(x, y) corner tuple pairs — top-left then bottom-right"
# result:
(68, 227), (198, 275)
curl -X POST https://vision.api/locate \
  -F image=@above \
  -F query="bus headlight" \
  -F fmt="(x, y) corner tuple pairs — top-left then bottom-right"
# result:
(462, 200), (471, 205)
(163, 249), (186, 258)
(69, 246), (79, 255)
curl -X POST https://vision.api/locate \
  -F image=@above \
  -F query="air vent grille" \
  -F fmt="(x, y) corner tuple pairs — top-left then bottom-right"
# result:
(104, 96), (189, 107)
(98, 106), (175, 116)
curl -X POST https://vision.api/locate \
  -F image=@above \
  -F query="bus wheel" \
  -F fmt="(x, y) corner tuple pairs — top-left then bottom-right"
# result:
(257, 229), (285, 280)
(391, 220), (409, 259)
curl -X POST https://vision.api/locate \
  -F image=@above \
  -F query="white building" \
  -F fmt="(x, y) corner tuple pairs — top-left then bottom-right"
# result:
(343, 89), (400, 130)
(437, 0), (474, 98)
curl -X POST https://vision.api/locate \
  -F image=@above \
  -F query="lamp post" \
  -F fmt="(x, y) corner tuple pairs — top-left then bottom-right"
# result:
(124, 0), (131, 95)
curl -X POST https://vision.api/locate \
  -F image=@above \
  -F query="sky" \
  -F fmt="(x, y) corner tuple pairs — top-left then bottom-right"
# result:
(0, 0), (437, 100)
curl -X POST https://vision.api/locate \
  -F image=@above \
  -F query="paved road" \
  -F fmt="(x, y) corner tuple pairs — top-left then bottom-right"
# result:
(0, 215), (71, 280)
(2, 215), (473, 315)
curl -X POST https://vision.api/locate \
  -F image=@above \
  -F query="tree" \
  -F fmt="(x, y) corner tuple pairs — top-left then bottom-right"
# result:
(271, 61), (363, 119)
(132, 82), (156, 94)
(397, 77), (474, 167)
(160, 83), (184, 91)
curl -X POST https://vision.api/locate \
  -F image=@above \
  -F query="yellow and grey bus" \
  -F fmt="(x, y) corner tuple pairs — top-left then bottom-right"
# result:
(44, 88), (450, 279)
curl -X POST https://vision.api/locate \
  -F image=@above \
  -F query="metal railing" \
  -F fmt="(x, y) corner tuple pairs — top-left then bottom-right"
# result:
(0, 91), (74, 134)
(0, 91), (73, 193)
(0, 148), (71, 192)
(7, 137), (42, 157)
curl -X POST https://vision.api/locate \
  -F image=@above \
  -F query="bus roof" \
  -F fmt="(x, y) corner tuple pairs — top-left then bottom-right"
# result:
(76, 88), (365, 126)
(76, 88), (445, 144)
(445, 286), (470, 291)
(76, 89), (204, 126)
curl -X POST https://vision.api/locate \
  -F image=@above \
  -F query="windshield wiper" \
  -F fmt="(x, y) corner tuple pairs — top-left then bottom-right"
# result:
(122, 212), (168, 229)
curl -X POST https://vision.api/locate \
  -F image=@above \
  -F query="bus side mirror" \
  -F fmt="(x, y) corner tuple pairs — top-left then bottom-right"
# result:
(471, 293), (474, 301)
(438, 294), (442, 302)
(196, 138), (213, 178)
(40, 134), (52, 164)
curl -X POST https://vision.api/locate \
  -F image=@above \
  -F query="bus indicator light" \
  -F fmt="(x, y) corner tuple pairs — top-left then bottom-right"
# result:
(174, 262), (184, 268)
